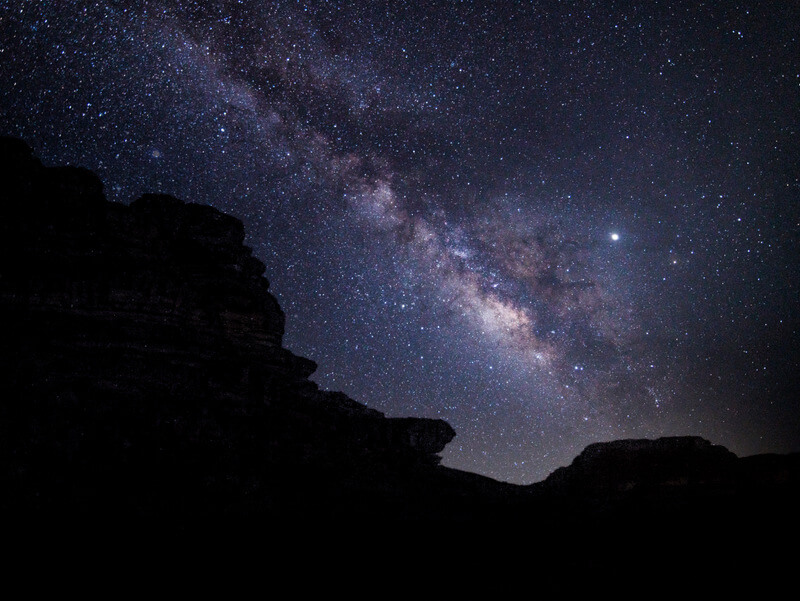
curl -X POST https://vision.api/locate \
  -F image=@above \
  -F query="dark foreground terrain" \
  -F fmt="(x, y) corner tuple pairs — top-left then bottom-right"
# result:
(2, 137), (797, 593)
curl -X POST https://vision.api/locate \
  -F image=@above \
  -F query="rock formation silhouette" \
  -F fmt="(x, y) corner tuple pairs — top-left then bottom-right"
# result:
(0, 136), (475, 523)
(1, 136), (797, 593)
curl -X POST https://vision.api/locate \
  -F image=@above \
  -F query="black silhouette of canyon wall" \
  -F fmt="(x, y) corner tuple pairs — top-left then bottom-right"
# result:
(0, 136), (477, 524)
(1, 137), (798, 593)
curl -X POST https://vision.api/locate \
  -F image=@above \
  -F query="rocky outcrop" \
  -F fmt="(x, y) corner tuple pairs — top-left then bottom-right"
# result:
(539, 436), (738, 497)
(0, 136), (457, 522)
(532, 435), (800, 531)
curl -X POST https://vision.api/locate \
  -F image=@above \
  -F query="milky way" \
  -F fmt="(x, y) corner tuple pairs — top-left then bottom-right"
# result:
(2, 0), (798, 482)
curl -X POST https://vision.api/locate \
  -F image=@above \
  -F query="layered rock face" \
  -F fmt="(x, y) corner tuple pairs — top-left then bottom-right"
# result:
(0, 137), (456, 522)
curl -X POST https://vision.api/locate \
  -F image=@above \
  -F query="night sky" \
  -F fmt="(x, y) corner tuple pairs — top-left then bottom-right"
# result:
(2, 0), (798, 483)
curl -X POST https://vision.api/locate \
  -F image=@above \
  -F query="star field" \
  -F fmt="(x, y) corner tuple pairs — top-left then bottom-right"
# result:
(2, 0), (798, 483)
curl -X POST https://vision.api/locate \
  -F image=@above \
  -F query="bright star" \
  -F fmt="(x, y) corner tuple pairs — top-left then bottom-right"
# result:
(610, 232), (620, 241)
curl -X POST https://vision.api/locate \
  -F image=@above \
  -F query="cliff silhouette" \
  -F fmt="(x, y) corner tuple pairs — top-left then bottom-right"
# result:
(2, 136), (797, 592)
